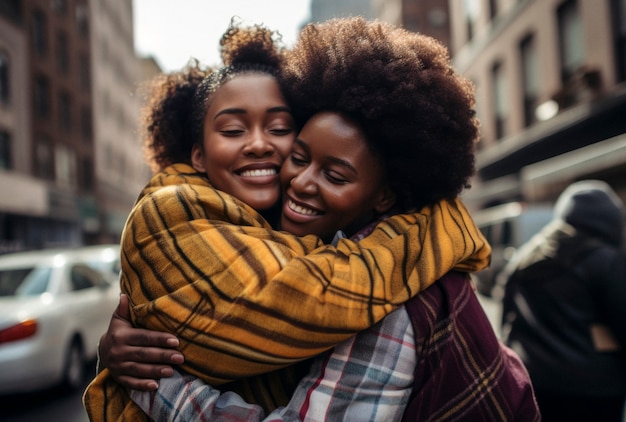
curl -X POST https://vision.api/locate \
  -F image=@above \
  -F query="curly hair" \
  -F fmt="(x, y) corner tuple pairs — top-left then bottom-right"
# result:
(189, 19), (286, 150)
(139, 59), (212, 172)
(139, 19), (285, 173)
(281, 17), (479, 211)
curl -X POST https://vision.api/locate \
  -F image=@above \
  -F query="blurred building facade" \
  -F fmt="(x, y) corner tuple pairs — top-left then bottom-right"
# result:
(310, 0), (451, 48)
(447, 0), (626, 209)
(0, 0), (154, 253)
(311, 0), (626, 210)
(373, 0), (451, 48)
(309, 0), (373, 22)
(89, 0), (152, 244)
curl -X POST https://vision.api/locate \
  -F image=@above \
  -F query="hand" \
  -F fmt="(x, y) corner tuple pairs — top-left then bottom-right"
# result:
(99, 294), (185, 391)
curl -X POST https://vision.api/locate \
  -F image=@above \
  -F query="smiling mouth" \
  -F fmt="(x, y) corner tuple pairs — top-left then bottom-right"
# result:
(287, 199), (320, 216)
(239, 168), (277, 177)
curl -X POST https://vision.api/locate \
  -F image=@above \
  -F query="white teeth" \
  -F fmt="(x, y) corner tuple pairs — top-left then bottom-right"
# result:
(240, 168), (277, 177)
(288, 200), (319, 216)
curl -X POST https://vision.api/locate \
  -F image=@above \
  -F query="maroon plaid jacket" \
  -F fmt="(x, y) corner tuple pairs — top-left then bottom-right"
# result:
(402, 272), (540, 421)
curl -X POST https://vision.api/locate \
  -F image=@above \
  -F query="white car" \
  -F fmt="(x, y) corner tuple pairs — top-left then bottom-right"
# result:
(0, 247), (121, 395)
(69, 244), (121, 284)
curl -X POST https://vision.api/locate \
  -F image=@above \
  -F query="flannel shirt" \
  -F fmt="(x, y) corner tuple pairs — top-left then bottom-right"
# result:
(130, 306), (415, 421)
(83, 164), (491, 421)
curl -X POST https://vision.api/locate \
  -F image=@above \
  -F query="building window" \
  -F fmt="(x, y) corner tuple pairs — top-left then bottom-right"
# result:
(76, 4), (89, 37)
(79, 54), (90, 89)
(612, 0), (626, 82)
(489, 0), (499, 20)
(404, 16), (419, 32)
(428, 9), (448, 28)
(56, 31), (69, 74)
(520, 34), (540, 126)
(558, 0), (585, 81)
(58, 92), (72, 132)
(0, 130), (11, 170)
(34, 75), (50, 118)
(491, 61), (508, 139)
(464, 0), (480, 41)
(55, 144), (76, 188)
(0, 51), (9, 105)
(32, 10), (47, 56)
(35, 137), (54, 179)
(80, 106), (92, 141)
(80, 157), (94, 191)
(52, 0), (67, 14)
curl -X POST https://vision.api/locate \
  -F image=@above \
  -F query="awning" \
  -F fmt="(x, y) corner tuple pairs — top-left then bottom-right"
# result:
(521, 134), (626, 199)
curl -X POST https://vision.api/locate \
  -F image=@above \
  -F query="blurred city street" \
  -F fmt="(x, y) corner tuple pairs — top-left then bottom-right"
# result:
(1, 361), (93, 422)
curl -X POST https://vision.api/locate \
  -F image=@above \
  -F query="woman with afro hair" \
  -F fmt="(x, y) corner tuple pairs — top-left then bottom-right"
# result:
(122, 17), (539, 421)
(84, 18), (492, 422)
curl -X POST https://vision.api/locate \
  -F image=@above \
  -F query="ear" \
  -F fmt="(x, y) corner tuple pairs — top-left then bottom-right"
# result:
(190, 144), (207, 173)
(374, 185), (396, 214)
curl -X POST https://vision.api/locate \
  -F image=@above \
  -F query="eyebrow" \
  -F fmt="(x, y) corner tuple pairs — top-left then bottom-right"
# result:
(294, 139), (358, 174)
(214, 106), (292, 120)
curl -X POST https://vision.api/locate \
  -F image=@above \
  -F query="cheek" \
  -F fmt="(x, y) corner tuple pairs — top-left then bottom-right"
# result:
(332, 188), (377, 216)
(276, 139), (295, 162)
(204, 140), (237, 169)
(203, 148), (235, 191)
(280, 161), (296, 187)
(324, 188), (362, 215)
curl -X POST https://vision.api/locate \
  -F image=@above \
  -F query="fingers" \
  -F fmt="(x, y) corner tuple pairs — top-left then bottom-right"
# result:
(108, 350), (184, 389)
(110, 360), (174, 384)
(115, 374), (160, 391)
(118, 293), (130, 320)
(111, 326), (180, 349)
(101, 294), (184, 390)
(123, 346), (184, 366)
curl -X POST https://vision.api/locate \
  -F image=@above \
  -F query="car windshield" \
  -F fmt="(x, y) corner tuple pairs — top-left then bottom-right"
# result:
(85, 259), (119, 277)
(0, 267), (51, 297)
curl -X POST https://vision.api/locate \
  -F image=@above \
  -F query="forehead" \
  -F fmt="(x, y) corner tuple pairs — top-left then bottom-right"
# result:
(299, 112), (367, 152)
(209, 73), (285, 109)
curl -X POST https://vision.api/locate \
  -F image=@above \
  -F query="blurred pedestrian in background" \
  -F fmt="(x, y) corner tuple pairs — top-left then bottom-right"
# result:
(500, 179), (626, 421)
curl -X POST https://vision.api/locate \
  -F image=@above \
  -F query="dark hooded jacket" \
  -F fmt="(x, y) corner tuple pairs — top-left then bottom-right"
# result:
(500, 180), (626, 395)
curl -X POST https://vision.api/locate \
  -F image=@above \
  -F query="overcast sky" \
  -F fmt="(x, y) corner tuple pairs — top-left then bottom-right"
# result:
(133, 0), (311, 72)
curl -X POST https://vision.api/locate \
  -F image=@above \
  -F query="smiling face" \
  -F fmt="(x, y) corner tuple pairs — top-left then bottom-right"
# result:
(280, 111), (396, 242)
(191, 73), (295, 211)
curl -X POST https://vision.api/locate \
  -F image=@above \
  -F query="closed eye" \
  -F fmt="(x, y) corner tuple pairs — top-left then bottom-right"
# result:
(221, 129), (245, 137)
(325, 171), (349, 184)
(290, 153), (308, 166)
(270, 128), (294, 136)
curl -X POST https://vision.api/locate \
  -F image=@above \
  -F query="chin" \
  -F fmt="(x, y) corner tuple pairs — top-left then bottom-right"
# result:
(248, 197), (280, 212)
(279, 219), (306, 236)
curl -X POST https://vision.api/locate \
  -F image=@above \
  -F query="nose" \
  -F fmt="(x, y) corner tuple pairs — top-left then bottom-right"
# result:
(244, 129), (275, 157)
(289, 165), (318, 196)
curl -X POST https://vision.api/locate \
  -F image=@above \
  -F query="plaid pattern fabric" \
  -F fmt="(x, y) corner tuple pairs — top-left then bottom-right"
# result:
(284, 307), (415, 421)
(130, 374), (267, 422)
(129, 274), (539, 422)
(130, 307), (414, 421)
(83, 164), (491, 421)
(402, 271), (540, 422)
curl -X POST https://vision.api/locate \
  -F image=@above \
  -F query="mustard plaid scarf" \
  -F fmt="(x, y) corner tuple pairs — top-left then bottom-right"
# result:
(83, 163), (490, 421)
